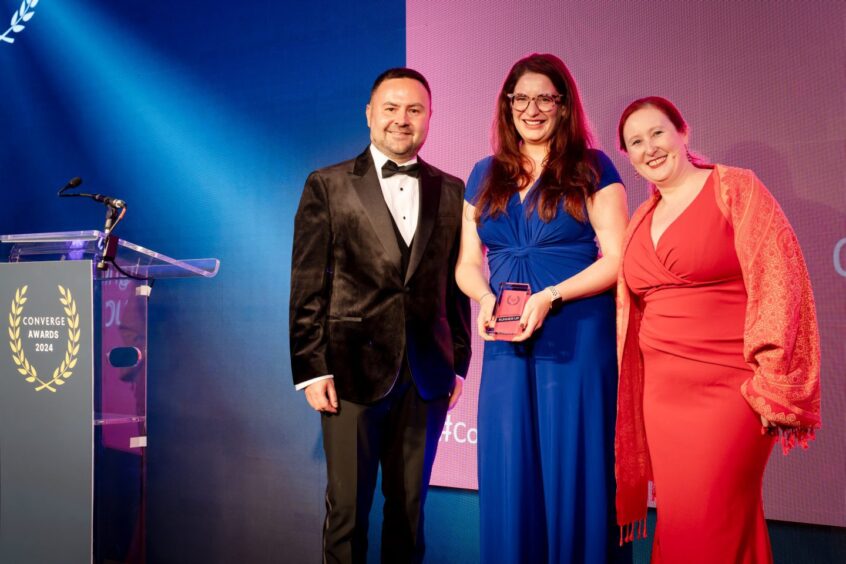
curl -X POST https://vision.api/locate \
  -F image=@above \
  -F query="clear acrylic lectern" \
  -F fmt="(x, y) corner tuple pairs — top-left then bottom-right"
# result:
(0, 231), (218, 564)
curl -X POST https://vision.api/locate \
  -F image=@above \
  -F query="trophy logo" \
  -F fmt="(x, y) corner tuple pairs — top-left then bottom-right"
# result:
(7, 285), (81, 392)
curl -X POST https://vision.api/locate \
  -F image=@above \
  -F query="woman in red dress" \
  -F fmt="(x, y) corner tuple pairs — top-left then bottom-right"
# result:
(613, 97), (821, 563)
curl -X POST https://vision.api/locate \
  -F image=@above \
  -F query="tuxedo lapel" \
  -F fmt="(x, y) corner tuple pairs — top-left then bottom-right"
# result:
(351, 149), (402, 274)
(405, 161), (441, 284)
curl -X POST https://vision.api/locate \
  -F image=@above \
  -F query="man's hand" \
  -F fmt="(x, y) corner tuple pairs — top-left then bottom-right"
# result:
(305, 379), (339, 414)
(448, 376), (463, 411)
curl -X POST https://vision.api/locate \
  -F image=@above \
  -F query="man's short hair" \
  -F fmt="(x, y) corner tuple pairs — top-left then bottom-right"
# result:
(370, 67), (431, 99)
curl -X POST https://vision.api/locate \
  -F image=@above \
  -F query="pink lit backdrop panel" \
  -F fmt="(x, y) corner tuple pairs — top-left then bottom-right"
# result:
(410, 0), (845, 527)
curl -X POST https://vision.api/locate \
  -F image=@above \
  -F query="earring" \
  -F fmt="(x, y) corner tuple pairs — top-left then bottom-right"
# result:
(686, 145), (694, 163)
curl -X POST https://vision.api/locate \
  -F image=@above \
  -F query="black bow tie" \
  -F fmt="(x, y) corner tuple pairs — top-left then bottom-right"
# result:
(381, 160), (421, 179)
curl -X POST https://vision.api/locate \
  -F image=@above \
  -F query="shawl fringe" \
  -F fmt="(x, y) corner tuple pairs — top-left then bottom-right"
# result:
(767, 424), (817, 455)
(618, 517), (648, 546)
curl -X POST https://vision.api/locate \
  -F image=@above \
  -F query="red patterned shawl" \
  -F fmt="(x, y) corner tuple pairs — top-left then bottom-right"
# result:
(614, 165), (821, 539)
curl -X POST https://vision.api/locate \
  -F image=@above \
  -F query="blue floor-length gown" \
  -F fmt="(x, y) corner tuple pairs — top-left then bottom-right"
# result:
(467, 152), (630, 564)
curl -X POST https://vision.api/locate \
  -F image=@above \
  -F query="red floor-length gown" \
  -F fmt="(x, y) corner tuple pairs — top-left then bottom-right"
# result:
(622, 171), (776, 563)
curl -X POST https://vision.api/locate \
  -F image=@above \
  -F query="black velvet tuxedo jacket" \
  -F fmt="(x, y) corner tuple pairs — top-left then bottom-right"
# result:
(290, 148), (472, 404)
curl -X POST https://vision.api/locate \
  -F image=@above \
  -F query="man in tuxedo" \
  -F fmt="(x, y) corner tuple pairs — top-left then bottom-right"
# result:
(289, 68), (471, 564)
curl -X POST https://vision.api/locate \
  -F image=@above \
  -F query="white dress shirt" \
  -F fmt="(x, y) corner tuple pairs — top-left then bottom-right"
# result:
(368, 144), (419, 246)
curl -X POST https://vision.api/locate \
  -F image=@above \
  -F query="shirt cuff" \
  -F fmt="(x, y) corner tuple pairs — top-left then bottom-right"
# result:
(295, 374), (333, 391)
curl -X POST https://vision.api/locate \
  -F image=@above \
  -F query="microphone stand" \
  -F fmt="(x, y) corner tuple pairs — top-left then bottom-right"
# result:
(56, 177), (129, 273)
(97, 204), (124, 271)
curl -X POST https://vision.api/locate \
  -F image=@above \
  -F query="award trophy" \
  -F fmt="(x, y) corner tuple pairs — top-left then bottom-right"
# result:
(486, 282), (531, 341)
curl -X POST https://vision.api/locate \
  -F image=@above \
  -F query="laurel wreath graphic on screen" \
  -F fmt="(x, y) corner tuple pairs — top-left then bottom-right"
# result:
(8, 285), (81, 393)
(0, 0), (38, 45)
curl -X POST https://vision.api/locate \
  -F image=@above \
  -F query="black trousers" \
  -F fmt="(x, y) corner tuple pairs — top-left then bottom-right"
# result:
(320, 369), (449, 564)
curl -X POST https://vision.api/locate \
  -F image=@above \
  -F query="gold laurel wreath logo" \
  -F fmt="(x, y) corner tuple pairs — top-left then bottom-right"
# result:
(7, 285), (81, 393)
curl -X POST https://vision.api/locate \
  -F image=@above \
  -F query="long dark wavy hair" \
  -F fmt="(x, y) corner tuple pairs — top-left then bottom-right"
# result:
(475, 53), (599, 223)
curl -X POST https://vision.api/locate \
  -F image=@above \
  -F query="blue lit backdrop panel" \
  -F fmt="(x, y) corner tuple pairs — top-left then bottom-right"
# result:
(0, 0), (404, 562)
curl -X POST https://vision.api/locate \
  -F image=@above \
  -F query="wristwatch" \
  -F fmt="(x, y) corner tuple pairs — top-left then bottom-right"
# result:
(545, 286), (561, 305)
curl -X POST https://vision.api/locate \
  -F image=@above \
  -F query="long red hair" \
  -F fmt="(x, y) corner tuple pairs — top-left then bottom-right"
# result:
(475, 53), (599, 223)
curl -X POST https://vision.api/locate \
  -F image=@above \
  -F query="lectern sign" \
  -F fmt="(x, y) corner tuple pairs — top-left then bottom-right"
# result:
(0, 261), (94, 563)
(7, 284), (82, 392)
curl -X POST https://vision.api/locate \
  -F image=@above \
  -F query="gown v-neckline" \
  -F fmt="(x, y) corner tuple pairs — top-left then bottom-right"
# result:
(650, 169), (714, 251)
(517, 175), (543, 204)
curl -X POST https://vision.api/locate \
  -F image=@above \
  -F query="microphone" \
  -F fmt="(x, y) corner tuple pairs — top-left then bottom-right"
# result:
(57, 177), (127, 209)
(59, 177), (83, 194)
(56, 177), (128, 272)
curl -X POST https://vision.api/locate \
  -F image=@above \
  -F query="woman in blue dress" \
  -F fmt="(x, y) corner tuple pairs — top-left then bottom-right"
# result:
(455, 53), (630, 563)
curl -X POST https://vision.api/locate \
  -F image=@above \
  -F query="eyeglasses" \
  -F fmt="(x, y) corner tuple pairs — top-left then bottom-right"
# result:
(507, 93), (563, 112)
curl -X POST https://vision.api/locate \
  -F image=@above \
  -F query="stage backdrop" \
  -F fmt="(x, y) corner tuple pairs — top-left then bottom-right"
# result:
(417, 0), (846, 528)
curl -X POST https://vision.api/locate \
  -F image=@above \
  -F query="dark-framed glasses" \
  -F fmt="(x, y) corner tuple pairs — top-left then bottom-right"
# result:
(507, 93), (563, 112)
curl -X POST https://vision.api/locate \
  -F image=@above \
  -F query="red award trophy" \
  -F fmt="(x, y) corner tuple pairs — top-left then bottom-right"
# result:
(486, 282), (531, 341)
